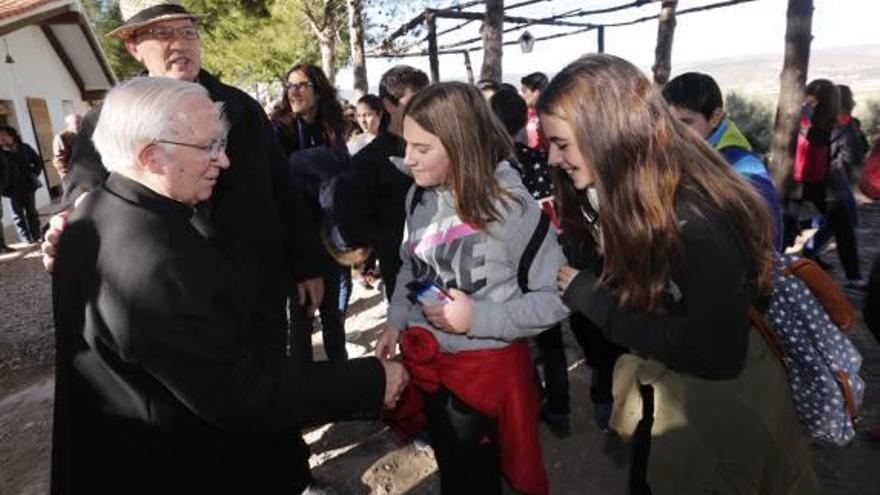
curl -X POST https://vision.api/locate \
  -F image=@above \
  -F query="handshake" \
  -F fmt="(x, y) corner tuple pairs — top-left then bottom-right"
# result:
(379, 359), (409, 409)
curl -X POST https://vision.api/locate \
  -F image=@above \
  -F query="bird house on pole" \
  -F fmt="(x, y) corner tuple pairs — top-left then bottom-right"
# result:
(519, 30), (535, 53)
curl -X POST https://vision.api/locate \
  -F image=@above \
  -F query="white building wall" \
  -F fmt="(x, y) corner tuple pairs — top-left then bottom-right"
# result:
(0, 25), (91, 237)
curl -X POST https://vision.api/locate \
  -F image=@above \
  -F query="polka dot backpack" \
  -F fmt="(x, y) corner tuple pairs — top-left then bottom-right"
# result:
(750, 254), (864, 445)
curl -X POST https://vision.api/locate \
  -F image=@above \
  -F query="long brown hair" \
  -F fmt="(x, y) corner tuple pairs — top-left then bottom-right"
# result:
(537, 54), (774, 311)
(804, 78), (840, 144)
(277, 63), (345, 148)
(403, 82), (521, 229)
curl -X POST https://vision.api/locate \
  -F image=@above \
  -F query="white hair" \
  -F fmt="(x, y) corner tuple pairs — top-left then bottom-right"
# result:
(91, 77), (214, 173)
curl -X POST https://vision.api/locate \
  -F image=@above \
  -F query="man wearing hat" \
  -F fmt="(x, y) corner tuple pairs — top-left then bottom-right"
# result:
(44, 0), (335, 492)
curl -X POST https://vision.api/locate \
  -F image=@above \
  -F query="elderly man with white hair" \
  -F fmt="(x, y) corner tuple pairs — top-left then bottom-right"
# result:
(50, 77), (407, 495)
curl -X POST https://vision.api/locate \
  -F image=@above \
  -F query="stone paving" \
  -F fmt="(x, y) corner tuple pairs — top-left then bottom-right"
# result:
(1, 201), (879, 494)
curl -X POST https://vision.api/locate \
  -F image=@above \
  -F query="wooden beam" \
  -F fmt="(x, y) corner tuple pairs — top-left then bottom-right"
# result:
(40, 25), (86, 99)
(426, 12), (440, 83)
(76, 13), (118, 86)
(440, 0), (761, 53)
(652, 0), (677, 85)
(375, 10), (427, 53)
(42, 11), (80, 24)
(480, 0), (504, 83)
(557, 0), (659, 19)
(770, 0), (814, 190)
(0, 5), (72, 37)
(433, 9), (594, 28)
(82, 89), (109, 101)
(372, 0), (762, 59)
(463, 50), (474, 83)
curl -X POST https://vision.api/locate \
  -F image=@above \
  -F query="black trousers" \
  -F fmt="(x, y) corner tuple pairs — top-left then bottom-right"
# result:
(424, 386), (502, 495)
(785, 194), (862, 280)
(630, 385), (655, 495)
(535, 313), (626, 415)
(288, 267), (351, 362)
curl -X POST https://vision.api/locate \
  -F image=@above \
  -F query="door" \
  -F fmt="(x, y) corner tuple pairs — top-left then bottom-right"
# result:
(25, 97), (61, 199)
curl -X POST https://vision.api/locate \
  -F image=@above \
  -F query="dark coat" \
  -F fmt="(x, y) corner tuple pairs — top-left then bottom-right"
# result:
(63, 70), (324, 352)
(51, 173), (386, 495)
(1, 143), (42, 197)
(272, 116), (351, 272)
(334, 130), (411, 288)
(865, 254), (880, 342)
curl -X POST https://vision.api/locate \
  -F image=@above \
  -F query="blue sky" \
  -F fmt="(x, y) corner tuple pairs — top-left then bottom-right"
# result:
(339, 0), (878, 90)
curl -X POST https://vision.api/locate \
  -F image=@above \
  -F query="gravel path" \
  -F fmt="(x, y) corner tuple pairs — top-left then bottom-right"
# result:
(1, 200), (880, 494)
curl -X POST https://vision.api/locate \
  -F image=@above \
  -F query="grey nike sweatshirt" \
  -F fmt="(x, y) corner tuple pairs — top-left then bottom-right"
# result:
(387, 161), (569, 353)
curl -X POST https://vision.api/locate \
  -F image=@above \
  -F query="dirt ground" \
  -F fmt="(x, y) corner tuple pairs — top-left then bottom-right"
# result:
(2, 202), (880, 494)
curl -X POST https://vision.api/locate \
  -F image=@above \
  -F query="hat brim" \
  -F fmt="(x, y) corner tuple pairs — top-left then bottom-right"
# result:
(107, 13), (208, 40)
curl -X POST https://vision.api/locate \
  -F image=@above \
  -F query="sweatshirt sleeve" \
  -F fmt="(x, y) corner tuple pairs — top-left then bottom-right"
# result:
(468, 203), (570, 341)
(386, 189), (416, 331)
(562, 211), (752, 380)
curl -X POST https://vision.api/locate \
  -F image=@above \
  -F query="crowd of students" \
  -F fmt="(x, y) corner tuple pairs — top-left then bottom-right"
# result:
(275, 52), (880, 493)
(39, 2), (880, 494)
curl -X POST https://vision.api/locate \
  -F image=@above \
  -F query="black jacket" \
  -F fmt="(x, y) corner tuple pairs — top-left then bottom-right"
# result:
(51, 174), (385, 495)
(562, 197), (755, 380)
(0, 143), (41, 197)
(63, 70), (324, 351)
(865, 254), (880, 342)
(335, 130), (411, 264)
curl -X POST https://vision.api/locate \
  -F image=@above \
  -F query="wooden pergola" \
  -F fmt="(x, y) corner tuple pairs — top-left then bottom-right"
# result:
(367, 0), (760, 84)
(366, 0), (818, 200)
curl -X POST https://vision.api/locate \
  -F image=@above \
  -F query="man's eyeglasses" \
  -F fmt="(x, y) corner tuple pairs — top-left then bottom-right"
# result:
(135, 25), (200, 42)
(284, 81), (314, 92)
(153, 138), (227, 161)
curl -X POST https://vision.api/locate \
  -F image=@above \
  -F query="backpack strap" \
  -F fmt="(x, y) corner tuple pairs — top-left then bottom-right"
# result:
(748, 307), (789, 369)
(518, 212), (551, 293)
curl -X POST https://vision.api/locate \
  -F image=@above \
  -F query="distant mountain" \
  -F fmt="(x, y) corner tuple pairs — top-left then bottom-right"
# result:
(498, 44), (880, 110)
(674, 44), (880, 104)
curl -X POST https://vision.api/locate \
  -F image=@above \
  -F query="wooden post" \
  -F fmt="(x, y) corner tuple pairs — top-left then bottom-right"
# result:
(480, 0), (504, 82)
(347, 0), (368, 98)
(463, 50), (474, 83)
(597, 25), (605, 53)
(769, 0), (814, 189)
(426, 12), (440, 83)
(652, 0), (677, 85)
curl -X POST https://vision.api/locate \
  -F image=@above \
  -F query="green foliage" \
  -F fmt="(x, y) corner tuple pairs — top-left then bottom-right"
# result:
(185, 0), (350, 87)
(725, 92), (773, 156)
(80, 0), (143, 80)
(861, 99), (880, 137)
(80, 0), (419, 89)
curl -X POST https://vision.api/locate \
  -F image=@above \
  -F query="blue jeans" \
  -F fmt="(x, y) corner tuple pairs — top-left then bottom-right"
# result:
(10, 192), (40, 243)
(288, 266), (352, 362)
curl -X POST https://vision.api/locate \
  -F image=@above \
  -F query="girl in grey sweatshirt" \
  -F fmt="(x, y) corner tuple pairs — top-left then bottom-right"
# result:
(376, 82), (567, 495)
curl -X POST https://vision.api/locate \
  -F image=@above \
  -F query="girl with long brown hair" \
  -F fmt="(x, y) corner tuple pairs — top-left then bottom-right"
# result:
(539, 54), (815, 494)
(375, 82), (568, 495)
(271, 63), (352, 363)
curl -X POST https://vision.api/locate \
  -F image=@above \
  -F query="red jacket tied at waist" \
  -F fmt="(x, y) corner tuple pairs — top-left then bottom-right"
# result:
(384, 327), (548, 495)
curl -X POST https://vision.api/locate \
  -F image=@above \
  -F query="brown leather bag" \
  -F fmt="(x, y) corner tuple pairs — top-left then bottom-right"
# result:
(784, 258), (856, 331)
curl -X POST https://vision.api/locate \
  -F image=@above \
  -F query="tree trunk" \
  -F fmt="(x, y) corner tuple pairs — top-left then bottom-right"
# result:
(346, 0), (367, 98)
(320, 0), (337, 85)
(652, 0), (677, 85)
(463, 50), (474, 84)
(427, 12), (440, 83)
(480, 0), (504, 82)
(303, 0), (338, 85)
(769, 0), (814, 190)
(319, 29), (336, 84)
